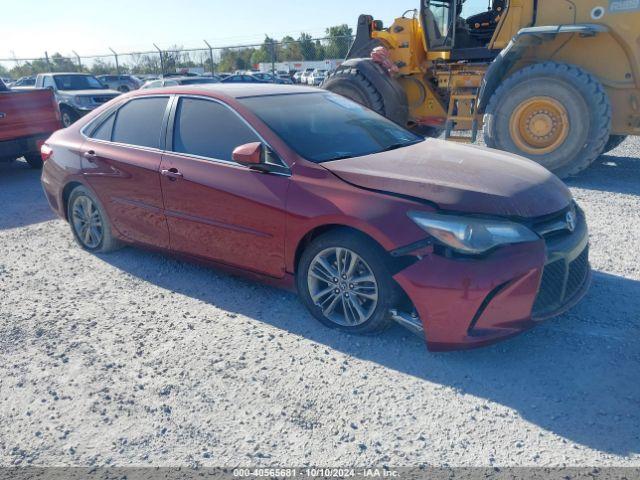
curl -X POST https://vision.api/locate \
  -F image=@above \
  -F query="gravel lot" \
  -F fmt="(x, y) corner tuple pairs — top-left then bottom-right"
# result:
(0, 138), (639, 468)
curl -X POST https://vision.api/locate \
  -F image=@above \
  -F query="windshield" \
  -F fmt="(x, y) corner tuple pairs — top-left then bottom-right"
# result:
(54, 75), (105, 90)
(424, 0), (455, 49)
(239, 92), (423, 163)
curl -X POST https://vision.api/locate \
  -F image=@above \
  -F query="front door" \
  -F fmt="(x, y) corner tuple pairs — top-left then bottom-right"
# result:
(82, 96), (171, 249)
(159, 96), (289, 278)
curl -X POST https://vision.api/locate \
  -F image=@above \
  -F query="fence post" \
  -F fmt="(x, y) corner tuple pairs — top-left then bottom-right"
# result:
(109, 48), (120, 74)
(204, 40), (215, 75)
(72, 50), (82, 70)
(269, 37), (276, 74)
(153, 44), (165, 75)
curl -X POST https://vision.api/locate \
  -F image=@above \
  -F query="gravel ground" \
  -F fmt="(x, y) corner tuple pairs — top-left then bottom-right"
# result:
(0, 139), (639, 468)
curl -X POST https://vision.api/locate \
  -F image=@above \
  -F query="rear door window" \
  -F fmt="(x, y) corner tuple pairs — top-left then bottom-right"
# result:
(172, 97), (259, 161)
(91, 112), (116, 141)
(111, 97), (169, 149)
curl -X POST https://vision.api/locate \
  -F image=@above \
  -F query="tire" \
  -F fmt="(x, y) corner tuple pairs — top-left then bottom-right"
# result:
(297, 229), (395, 335)
(483, 62), (611, 178)
(603, 135), (627, 154)
(323, 60), (408, 126)
(60, 106), (79, 128)
(67, 185), (121, 253)
(118, 85), (130, 93)
(23, 153), (42, 169)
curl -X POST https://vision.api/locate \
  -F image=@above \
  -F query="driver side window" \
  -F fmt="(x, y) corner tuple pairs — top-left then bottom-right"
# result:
(172, 97), (259, 162)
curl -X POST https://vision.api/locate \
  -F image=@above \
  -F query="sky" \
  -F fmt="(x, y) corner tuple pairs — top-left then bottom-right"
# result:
(0, 0), (489, 60)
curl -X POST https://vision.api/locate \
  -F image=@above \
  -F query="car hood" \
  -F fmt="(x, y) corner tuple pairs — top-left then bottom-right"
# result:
(59, 89), (120, 96)
(321, 139), (572, 218)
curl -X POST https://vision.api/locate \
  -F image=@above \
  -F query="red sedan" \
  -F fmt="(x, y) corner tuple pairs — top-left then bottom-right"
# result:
(40, 84), (591, 351)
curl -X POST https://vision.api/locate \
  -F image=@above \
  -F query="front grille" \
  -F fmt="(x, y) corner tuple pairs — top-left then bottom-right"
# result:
(533, 246), (590, 317)
(566, 247), (589, 301)
(531, 205), (576, 239)
(92, 96), (116, 104)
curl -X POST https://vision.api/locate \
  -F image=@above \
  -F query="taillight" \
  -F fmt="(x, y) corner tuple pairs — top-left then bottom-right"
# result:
(41, 144), (53, 163)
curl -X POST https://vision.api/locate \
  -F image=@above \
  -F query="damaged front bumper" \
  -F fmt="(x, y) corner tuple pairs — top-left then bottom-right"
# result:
(391, 213), (590, 351)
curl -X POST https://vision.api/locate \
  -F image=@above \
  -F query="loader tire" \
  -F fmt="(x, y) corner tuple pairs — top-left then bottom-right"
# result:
(603, 135), (627, 154)
(323, 59), (409, 127)
(483, 62), (611, 179)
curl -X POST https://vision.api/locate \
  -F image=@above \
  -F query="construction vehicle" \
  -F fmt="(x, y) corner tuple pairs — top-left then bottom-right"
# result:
(323, 0), (640, 178)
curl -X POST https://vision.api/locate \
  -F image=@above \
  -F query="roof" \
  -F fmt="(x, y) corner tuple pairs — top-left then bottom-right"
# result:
(130, 83), (321, 100)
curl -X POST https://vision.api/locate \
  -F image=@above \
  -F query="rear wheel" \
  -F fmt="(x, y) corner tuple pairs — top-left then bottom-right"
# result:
(484, 62), (611, 178)
(118, 85), (130, 93)
(297, 230), (395, 335)
(603, 135), (627, 154)
(67, 186), (121, 253)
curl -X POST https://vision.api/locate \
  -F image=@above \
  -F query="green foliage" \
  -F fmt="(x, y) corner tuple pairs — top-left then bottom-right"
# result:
(324, 24), (353, 59)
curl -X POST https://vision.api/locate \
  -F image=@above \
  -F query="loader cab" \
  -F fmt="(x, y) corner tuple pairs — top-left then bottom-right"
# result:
(421, 0), (504, 60)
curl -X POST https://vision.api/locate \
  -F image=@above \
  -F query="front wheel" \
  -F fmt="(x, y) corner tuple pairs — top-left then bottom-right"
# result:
(60, 107), (79, 128)
(297, 230), (395, 335)
(483, 62), (611, 178)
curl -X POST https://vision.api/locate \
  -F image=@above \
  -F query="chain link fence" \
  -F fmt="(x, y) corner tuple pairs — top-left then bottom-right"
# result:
(0, 34), (356, 79)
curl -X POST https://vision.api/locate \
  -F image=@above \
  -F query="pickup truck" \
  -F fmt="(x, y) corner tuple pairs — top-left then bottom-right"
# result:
(0, 78), (62, 169)
(35, 73), (121, 127)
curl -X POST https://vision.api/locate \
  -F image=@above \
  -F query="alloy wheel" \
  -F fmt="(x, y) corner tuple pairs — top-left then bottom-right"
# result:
(307, 247), (379, 327)
(71, 195), (103, 249)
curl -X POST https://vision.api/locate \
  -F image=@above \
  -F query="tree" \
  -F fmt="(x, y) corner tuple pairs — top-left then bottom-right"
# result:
(280, 36), (303, 61)
(218, 47), (256, 73)
(130, 53), (161, 75)
(89, 58), (116, 75)
(324, 24), (353, 59)
(250, 36), (277, 67)
(50, 53), (79, 72)
(298, 33), (318, 60)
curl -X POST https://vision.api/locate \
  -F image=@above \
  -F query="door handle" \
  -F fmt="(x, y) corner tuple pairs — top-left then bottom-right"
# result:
(161, 168), (183, 180)
(83, 150), (96, 162)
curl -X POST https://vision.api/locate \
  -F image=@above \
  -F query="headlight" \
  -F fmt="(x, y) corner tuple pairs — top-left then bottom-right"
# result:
(73, 96), (92, 107)
(408, 211), (539, 255)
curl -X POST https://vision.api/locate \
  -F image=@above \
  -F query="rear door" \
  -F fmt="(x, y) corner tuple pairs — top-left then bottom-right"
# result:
(82, 96), (171, 249)
(159, 96), (289, 277)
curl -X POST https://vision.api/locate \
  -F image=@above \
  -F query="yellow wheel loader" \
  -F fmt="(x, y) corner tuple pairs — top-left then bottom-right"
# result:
(323, 0), (640, 178)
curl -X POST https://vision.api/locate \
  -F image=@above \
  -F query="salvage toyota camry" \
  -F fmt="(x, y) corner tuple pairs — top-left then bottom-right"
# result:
(40, 84), (591, 351)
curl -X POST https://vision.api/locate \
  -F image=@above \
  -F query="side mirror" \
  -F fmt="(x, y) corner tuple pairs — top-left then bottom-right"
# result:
(232, 142), (263, 166)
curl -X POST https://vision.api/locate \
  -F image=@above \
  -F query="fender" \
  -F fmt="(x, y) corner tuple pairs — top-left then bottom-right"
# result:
(346, 14), (382, 60)
(329, 58), (409, 126)
(478, 24), (609, 113)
